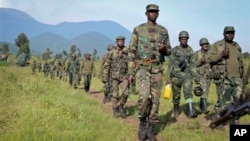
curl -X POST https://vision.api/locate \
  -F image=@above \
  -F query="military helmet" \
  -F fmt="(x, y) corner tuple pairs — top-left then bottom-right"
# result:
(199, 38), (209, 45)
(71, 54), (76, 58)
(193, 86), (203, 97)
(179, 31), (189, 39)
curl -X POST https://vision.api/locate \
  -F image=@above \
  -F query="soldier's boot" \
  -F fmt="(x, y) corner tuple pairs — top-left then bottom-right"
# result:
(200, 98), (210, 114)
(173, 104), (179, 119)
(119, 105), (126, 118)
(147, 122), (157, 141)
(187, 103), (198, 118)
(138, 117), (147, 140)
(113, 107), (120, 118)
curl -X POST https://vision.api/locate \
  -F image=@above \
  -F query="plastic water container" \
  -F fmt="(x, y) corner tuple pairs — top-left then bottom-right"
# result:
(163, 84), (172, 100)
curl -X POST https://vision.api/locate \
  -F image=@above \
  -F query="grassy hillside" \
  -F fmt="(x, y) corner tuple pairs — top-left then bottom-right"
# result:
(0, 56), (249, 141)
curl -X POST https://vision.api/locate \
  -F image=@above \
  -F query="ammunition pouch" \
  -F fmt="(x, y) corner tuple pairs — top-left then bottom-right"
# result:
(178, 60), (187, 72)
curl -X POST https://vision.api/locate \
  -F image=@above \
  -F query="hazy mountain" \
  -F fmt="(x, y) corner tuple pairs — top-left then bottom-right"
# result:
(0, 8), (132, 57)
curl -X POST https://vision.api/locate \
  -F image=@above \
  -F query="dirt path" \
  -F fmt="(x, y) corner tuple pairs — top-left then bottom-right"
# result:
(88, 88), (167, 141)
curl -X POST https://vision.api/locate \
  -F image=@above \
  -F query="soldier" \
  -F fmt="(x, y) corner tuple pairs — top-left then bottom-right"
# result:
(57, 60), (64, 80)
(67, 54), (80, 89)
(166, 31), (200, 120)
(81, 53), (95, 93)
(128, 4), (171, 141)
(49, 61), (56, 79)
(194, 38), (212, 114)
(31, 60), (37, 75)
(43, 61), (50, 77)
(207, 26), (244, 124)
(102, 36), (129, 118)
(37, 62), (42, 72)
(100, 44), (114, 103)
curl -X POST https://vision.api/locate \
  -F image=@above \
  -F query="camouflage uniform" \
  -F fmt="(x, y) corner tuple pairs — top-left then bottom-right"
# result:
(167, 31), (199, 119)
(100, 45), (114, 103)
(67, 54), (80, 89)
(43, 61), (50, 77)
(207, 26), (244, 124)
(81, 53), (95, 93)
(194, 38), (212, 114)
(128, 4), (171, 141)
(49, 61), (56, 79)
(56, 60), (64, 80)
(103, 36), (129, 118)
(31, 60), (37, 75)
(37, 62), (42, 72)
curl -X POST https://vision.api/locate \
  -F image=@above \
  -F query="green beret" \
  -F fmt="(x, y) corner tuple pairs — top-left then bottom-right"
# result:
(116, 36), (126, 40)
(224, 26), (235, 33)
(146, 4), (159, 11)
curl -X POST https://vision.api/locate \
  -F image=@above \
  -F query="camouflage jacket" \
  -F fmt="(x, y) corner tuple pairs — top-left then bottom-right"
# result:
(103, 46), (129, 81)
(207, 39), (244, 78)
(129, 23), (171, 62)
(194, 49), (211, 77)
(67, 59), (80, 74)
(167, 45), (198, 80)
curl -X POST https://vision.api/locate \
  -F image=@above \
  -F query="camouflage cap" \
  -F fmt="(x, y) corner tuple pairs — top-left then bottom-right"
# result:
(85, 53), (91, 56)
(224, 26), (235, 33)
(146, 4), (159, 11)
(116, 36), (126, 40)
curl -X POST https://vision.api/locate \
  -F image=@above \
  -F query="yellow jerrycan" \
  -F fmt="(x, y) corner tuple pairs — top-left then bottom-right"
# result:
(163, 84), (172, 100)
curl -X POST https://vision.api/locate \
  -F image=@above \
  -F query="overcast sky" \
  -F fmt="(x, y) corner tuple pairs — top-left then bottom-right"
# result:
(0, 0), (249, 52)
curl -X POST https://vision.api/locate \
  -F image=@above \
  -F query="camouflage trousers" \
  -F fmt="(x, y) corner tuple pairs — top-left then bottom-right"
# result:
(83, 73), (92, 87)
(171, 76), (193, 104)
(213, 78), (223, 112)
(220, 77), (243, 109)
(111, 78), (129, 109)
(103, 80), (112, 96)
(199, 77), (212, 99)
(72, 73), (79, 88)
(136, 68), (162, 123)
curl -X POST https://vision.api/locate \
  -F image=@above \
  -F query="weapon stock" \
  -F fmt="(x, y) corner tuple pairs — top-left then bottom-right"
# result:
(209, 95), (250, 129)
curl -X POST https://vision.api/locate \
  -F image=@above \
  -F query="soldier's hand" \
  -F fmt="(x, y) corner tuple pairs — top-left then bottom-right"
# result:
(221, 48), (230, 58)
(166, 80), (172, 85)
(200, 57), (206, 64)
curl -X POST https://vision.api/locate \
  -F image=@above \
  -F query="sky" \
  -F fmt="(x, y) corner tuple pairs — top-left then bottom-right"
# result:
(0, 0), (250, 52)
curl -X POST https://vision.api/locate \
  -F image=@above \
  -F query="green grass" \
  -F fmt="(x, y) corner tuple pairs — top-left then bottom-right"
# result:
(0, 57), (249, 141)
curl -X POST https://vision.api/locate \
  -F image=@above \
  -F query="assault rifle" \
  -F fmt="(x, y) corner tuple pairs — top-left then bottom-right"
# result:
(209, 60), (250, 129)
(157, 32), (168, 62)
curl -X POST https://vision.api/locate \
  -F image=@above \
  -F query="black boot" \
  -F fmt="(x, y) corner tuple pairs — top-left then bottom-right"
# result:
(138, 117), (147, 140)
(147, 122), (157, 141)
(119, 105), (126, 118)
(200, 98), (210, 114)
(187, 103), (198, 118)
(173, 104), (179, 119)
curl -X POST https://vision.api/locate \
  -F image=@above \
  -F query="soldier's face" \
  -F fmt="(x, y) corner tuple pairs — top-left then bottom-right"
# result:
(201, 43), (209, 51)
(224, 31), (235, 41)
(146, 10), (159, 21)
(179, 38), (188, 46)
(116, 39), (125, 47)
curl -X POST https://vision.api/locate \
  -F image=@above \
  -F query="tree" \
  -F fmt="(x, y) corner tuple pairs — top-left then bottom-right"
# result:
(70, 44), (77, 56)
(15, 33), (31, 66)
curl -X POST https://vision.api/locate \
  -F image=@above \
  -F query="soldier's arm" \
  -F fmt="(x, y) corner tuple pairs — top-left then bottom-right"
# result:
(128, 28), (138, 75)
(189, 52), (200, 79)
(207, 44), (222, 63)
(166, 48), (175, 81)
(159, 29), (172, 56)
(194, 52), (202, 66)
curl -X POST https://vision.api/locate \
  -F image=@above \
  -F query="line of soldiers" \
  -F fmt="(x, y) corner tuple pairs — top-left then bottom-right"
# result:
(99, 4), (246, 141)
(31, 53), (96, 93)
